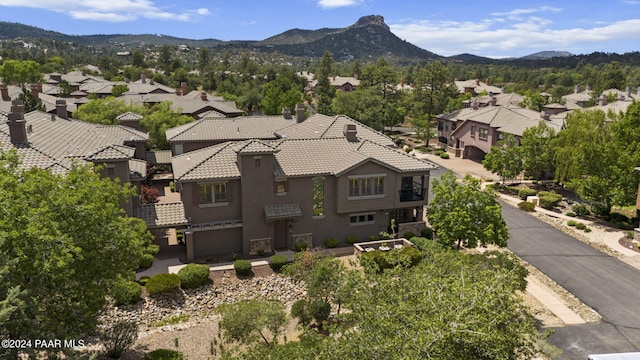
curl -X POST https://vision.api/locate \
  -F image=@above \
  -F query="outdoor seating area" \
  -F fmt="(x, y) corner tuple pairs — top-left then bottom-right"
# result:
(353, 238), (414, 255)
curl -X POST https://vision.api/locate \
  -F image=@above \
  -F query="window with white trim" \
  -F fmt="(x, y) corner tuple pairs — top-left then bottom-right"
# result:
(349, 176), (385, 197)
(349, 212), (375, 225)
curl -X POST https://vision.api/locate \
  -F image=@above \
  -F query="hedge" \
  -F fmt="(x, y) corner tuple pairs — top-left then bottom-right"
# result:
(294, 241), (308, 252)
(234, 260), (252, 276)
(144, 349), (184, 360)
(324, 238), (339, 248)
(439, 152), (450, 159)
(269, 254), (288, 272)
(111, 278), (142, 305)
(146, 273), (181, 295)
(345, 235), (359, 244)
(518, 201), (535, 212)
(572, 204), (590, 216)
(537, 191), (562, 209)
(177, 263), (210, 289)
(518, 187), (537, 200)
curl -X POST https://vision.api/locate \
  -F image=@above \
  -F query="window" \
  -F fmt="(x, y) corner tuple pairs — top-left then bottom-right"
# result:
(199, 182), (227, 204)
(451, 123), (457, 130)
(254, 156), (261, 168)
(349, 175), (385, 198)
(438, 121), (444, 131)
(175, 144), (184, 155)
(470, 125), (476, 138)
(350, 212), (375, 225)
(479, 128), (489, 140)
(106, 164), (115, 176)
(312, 178), (324, 216)
(275, 181), (287, 194)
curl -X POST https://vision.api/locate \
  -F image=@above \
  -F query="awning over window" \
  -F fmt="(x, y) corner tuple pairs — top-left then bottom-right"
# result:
(264, 203), (302, 221)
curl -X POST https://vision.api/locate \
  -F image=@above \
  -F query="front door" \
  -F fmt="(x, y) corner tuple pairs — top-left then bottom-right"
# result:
(274, 220), (288, 250)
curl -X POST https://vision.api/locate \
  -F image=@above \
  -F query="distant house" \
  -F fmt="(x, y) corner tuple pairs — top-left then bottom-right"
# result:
(170, 129), (437, 260)
(331, 76), (360, 92)
(454, 79), (503, 96)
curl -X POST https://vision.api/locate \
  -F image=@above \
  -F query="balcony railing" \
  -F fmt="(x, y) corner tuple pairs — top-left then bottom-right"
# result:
(399, 188), (426, 202)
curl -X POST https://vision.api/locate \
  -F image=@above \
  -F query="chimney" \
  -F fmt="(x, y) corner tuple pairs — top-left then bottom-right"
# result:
(574, 85), (579, 94)
(490, 96), (497, 106)
(125, 78), (129, 83)
(181, 82), (187, 96)
(472, 101), (479, 110)
(344, 124), (357, 141)
(55, 99), (68, 119)
(354, 74), (358, 80)
(485, 78), (490, 85)
(200, 91), (208, 101)
(586, 84), (591, 92)
(0, 84), (9, 101)
(175, 87), (181, 95)
(149, 79), (155, 85)
(50, 113), (56, 121)
(295, 104), (305, 123)
(626, 86), (631, 98)
(141, 73), (146, 84)
(30, 83), (40, 99)
(540, 110), (550, 121)
(475, 79), (480, 86)
(7, 100), (28, 144)
(599, 95), (607, 106)
(282, 107), (292, 119)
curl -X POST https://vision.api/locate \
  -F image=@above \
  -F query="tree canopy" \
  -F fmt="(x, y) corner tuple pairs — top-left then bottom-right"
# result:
(428, 172), (509, 249)
(0, 150), (155, 358)
(482, 134), (524, 184)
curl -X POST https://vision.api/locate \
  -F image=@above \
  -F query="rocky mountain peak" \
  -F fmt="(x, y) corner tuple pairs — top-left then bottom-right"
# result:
(350, 15), (390, 31)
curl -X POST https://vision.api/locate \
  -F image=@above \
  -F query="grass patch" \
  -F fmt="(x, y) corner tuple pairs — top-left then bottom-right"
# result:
(152, 314), (190, 327)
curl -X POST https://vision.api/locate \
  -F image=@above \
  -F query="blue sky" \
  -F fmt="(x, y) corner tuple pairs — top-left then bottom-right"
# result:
(0, 0), (639, 58)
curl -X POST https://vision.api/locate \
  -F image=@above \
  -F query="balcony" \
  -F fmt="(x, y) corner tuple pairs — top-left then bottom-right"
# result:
(399, 188), (426, 202)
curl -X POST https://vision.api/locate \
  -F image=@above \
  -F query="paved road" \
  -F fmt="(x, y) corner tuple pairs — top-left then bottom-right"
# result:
(502, 202), (640, 359)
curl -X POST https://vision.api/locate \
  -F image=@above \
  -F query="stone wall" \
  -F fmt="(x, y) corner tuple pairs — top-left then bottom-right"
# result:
(249, 237), (272, 255)
(292, 233), (313, 248)
(398, 221), (427, 238)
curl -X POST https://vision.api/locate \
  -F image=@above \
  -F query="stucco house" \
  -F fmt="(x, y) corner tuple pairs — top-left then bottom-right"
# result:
(331, 76), (360, 92)
(168, 124), (437, 260)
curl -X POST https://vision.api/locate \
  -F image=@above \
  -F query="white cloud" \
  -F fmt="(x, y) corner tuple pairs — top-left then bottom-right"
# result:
(390, 15), (640, 58)
(0, 0), (209, 22)
(317, 0), (362, 9)
(490, 6), (561, 17)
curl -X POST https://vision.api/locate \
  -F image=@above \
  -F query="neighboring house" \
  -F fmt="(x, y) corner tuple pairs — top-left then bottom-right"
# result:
(462, 93), (524, 108)
(437, 102), (562, 160)
(331, 76), (360, 92)
(454, 79), (503, 96)
(119, 89), (244, 119)
(170, 126), (438, 260)
(166, 106), (395, 156)
(0, 99), (149, 215)
(563, 85), (593, 109)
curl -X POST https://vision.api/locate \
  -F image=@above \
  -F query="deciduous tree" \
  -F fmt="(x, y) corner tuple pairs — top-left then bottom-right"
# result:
(482, 134), (524, 184)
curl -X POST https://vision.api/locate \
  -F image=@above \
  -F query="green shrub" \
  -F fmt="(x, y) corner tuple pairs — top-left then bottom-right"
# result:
(144, 349), (184, 360)
(575, 222), (587, 230)
(566, 212), (576, 217)
(402, 231), (415, 240)
(360, 246), (424, 272)
(572, 204), (590, 216)
(360, 250), (389, 272)
(138, 253), (154, 269)
(584, 227), (592, 233)
(233, 260), (252, 276)
(410, 237), (445, 251)
(309, 300), (331, 323)
(439, 152), (450, 159)
(256, 249), (266, 256)
(434, 148), (444, 155)
(369, 235), (380, 241)
(627, 231), (636, 240)
(591, 204), (610, 217)
(538, 193), (562, 209)
(294, 241), (308, 252)
(324, 238), (339, 248)
(101, 320), (138, 358)
(291, 299), (312, 326)
(169, 181), (175, 192)
(420, 227), (433, 239)
(484, 184), (495, 191)
(518, 201), (535, 212)
(531, 179), (538, 184)
(111, 277), (142, 305)
(138, 276), (150, 286)
(567, 220), (577, 227)
(146, 273), (181, 295)
(269, 254), (288, 272)
(177, 263), (210, 289)
(345, 235), (359, 244)
(518, 187), (537, 200)
(152, 314), (190, 327)
(484, 178), (494, 183)
(175, 229), (183, 243)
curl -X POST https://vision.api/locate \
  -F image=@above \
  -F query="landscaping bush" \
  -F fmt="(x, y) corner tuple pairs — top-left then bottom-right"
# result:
(111, 277), (142, 306)
(537, 191), (562, 209)
(439, 152), (450, 159)
(309, 300), (331, 323)
(584, 227), (592, 233)
(410, 237), (445, 251)
(420, 227), (433, 239)
(572, 204), (590, 216)
(101, 320), (138, 358)
(575, 222), (587, 230)
(360, 246), (424, 272)
(518, 201), (535, 212)
(233, 259), (252, 276)
(138, 276), (150, 286)
(177, 263), (210, 289)
(144, 349), (184, 360)
(345, 235), (359, 244)
(591, 204), (610, 217)
(402, 231), (415, 240)
(434, 148), (444, 155)
(627, 231), (635, 240)
(518, 187), (537, 200)
(294, 241), (308, 252)
(324, 238), (338, 248)
(146, 273), (181, 295)
(138, 253), (154, 269)
(369, 235), (380, 241)
(360, 250), (390, 272)
(567, 220), (577, 227)
(291, 299), (312, 326)
(566, 212), (576, 217)
(269, 254), (288, 272)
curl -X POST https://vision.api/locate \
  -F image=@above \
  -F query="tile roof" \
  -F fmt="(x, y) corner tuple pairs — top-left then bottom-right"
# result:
(117, 112), (144, 121)
(454, 79), (503, 95)
(233, 140), (279, 154)
(446, 105), (563, 137)
(330, 76), (360, 87)
(85, 144), (136, 161)
(129, 159), (147, 179)
(133, 201), (188, 228)
(146, 150), (172, 165)
(119, 93), (243, 116)
(97, 125), (148, 142)
(264, 203), (303, 221)
(172, 137), (438, 182)
(166, 116), (295, 142)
